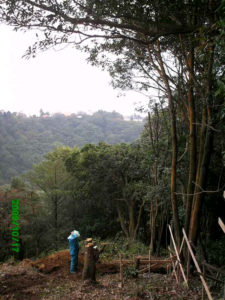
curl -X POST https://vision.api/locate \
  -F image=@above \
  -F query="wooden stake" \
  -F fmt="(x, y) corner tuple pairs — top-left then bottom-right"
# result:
(168, 246), (178, 284)
(182, 228), (213, 300)
(218, 218), (225, 234)
(119, 254), (124, 288)
(202, 264), (205, 300)
(173, 237), (184, 270)
(179, 236), (185, 255)
(186, 244), (191, 283)
(168, 225), (188, 286)
(223, 282), (225, 300)
(134, 257), (140, 271)
(149, 249), (151, 277)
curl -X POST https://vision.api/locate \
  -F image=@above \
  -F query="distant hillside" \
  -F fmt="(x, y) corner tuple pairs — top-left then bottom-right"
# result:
(0, 110), (143, 184)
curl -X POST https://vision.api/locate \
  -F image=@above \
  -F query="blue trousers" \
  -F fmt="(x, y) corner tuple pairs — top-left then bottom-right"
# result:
(70, 253), (78, 272)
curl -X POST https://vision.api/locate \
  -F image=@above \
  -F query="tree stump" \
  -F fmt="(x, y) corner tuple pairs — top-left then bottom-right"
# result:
(82, 242), (96, 282)
(85, 238), (93, 244)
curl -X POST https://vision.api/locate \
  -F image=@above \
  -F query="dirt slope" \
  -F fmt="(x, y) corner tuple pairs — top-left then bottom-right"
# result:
(0, 250), (202, 300)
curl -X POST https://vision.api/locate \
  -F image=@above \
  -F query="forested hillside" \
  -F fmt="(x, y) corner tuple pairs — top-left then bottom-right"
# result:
(0, 1), (225, 299)
(0, 110), (143, 184)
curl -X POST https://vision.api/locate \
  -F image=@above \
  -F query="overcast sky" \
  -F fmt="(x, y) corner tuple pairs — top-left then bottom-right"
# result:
(0, 25), (148, 117)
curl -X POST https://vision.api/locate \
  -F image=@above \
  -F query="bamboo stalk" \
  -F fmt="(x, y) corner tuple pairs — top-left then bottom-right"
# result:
(168, 246), (179, 284)
(187, 243), (191, 283)
(218, 218), (225, 234)
(179, 236), (185, 254)
(182, 228), (213, 300)
(168, 225), (188, 286)
(202, 264), (205, 300)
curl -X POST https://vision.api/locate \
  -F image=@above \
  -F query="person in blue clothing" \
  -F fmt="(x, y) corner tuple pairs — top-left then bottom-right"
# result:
(68, 230), (80, 273)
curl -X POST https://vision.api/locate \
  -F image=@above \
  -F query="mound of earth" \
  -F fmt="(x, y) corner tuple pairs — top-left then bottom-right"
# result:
(30, 250), (118, 275)
(0, 250), (119, 299)
(31, 250), (74, 274)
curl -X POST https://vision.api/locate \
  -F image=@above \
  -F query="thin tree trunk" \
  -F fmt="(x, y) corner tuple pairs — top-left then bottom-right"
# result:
(128, 202), (135, 239)
(133, 198), (146, 240)
(156, 218), (166, 256)
(117, 206), (129, 238)
(54, 167), (58, 250)
(185, 49), (197, 233)
(155, 41), (181, 246)
(150, 201), (156, 253)
(149, 163), (158, 253)
(54, 196), (58, 250)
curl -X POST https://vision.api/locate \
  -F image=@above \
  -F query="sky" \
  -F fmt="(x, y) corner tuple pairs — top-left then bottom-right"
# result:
(0, 25), (148, 117)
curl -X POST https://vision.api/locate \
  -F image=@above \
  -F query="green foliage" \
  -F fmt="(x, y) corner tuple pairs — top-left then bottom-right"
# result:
(10, 177), (25, 189)
(123, 265), (139, 279)
(99, 236), (149, 261)
(0, 0), (216, 59)
(206, 237), (225, 266)
(66, 141), (150, 239)
(0, 111), (143, 184)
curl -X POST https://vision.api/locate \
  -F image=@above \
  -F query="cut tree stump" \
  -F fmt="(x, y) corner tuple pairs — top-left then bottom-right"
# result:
(82, 242), (96, 282)
(85, 238), (93, 244)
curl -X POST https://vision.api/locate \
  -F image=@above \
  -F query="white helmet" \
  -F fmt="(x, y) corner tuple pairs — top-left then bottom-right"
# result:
(72, 230), (80, 238)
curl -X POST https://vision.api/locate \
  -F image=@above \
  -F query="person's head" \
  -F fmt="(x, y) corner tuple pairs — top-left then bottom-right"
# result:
(71, 230), (80, 238)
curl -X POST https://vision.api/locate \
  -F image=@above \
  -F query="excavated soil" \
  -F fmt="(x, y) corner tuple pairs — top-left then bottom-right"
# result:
(0, 250), (203, 300)
(0, 250), (119, 300)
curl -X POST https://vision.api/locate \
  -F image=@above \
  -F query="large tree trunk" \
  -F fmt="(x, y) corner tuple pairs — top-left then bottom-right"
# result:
(82, 243), (96, 282)
(147, 113), (158, 253)
(189, 117), (214, 245)
(188, 47), (214, 246)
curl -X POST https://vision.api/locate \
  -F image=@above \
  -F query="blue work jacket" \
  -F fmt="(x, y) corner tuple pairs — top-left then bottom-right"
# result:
(68, 236), (79, 256)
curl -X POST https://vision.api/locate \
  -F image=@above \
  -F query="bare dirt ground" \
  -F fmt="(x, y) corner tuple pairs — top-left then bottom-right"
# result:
(0, 250), (203, 300)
